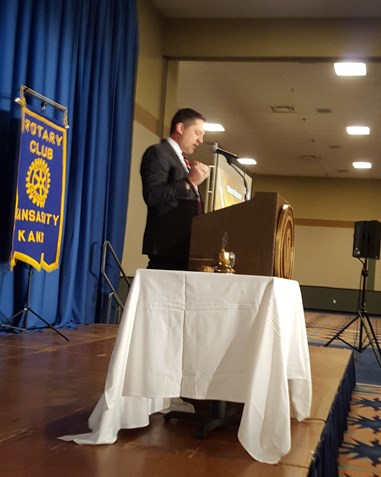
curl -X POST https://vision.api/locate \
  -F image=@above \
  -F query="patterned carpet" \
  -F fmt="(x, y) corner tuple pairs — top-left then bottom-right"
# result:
(305, 312), (381, 476)
(338, 385), (381, 477)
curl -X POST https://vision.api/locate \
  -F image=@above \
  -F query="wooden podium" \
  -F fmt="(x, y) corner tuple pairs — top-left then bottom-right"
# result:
(188, 192), (295, 279)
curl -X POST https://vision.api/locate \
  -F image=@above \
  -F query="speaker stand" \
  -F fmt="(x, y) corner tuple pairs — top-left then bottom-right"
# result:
(324, 258), (381, 367)
(0, 265), (69, 341)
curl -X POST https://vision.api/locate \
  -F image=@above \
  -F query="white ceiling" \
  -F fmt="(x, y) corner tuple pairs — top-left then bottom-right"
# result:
(176, 60), (381, 179)
(152, 0), (381, 179)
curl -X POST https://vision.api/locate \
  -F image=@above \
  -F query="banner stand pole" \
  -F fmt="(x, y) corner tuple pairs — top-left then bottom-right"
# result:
(15, 85), (69, 128)
(2, 85), (70, 340)
(0, 265), (69, 341)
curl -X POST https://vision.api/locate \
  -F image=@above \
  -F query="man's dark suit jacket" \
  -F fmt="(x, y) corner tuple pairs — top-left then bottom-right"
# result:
(140, 140), (200, 262)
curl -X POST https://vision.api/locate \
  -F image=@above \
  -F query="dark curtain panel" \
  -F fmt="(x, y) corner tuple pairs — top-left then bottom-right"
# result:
(0, 0), (137, 329)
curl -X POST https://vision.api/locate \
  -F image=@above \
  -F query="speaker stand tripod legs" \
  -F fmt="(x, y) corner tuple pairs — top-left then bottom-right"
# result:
(358, 310), (381, 367)
(325, 310), (381, 367)
(324, 258), (381, 367)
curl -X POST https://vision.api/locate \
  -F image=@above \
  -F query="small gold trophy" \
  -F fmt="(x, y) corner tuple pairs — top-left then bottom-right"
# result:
(214, 249), (236, 274)
(214, 232), (236, 274)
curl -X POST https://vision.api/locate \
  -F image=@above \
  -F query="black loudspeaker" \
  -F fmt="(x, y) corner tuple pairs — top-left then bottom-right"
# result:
(352, 220), (381, 259)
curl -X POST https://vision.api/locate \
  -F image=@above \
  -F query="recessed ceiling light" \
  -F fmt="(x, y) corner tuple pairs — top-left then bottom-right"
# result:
(352, 161), (372, 169)
(237, 157), (257, 165)
(346, 126), (370, 135)
(203, 123), (225, 132)
(334, 62), (366, 76)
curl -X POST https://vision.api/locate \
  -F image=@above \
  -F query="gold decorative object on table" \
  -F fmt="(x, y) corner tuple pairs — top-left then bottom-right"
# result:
(214, 248), (236, 274)
(213, 231), (236, 274)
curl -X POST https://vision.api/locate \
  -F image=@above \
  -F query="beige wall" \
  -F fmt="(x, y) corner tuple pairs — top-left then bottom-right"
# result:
(124, 4), (381, 291)
(134, 0), (164, 119)
(122, 0), (165, 274)
(122, 122), (152, 273)
(252, 175), (381, 290)
(252, 176), (381, 221)
(294, 226), (360, 288)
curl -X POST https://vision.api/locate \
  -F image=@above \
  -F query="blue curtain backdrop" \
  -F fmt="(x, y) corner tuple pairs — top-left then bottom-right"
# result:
(0, 0), (137, 329)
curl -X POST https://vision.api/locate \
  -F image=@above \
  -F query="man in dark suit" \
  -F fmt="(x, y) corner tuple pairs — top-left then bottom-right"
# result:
(141, 108), (210, 270)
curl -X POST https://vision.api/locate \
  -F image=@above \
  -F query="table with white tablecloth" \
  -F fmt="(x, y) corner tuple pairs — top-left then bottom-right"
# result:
(60, 268), (312, 464)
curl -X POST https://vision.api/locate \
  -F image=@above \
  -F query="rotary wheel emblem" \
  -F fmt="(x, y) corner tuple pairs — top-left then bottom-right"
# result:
(25, 158), (51, 208)
(274, 204), (295, 279)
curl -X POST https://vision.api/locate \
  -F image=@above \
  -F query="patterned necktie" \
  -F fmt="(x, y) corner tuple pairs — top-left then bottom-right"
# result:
(182, 152), (191, 171)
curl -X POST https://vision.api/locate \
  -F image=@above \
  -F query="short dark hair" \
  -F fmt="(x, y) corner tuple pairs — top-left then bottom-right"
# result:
(170, 108), (206, 134)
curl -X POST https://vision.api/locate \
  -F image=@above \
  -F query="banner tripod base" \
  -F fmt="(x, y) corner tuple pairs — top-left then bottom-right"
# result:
(0, 265), (69, 342)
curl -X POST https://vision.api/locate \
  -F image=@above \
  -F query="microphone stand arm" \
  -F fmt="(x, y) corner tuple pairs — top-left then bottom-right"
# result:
(227, 159), (250, 201)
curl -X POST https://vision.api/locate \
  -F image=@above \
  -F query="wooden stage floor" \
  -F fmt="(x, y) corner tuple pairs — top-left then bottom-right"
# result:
(0, 324), (352, 477)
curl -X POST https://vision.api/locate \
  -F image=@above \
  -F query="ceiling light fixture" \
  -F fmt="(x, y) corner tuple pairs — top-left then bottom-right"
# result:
(352, 161), (372, 169)
(334, 62), (367, 76)
(237, 158), (257, 165)
(346, 126), (370, 135)
(203, 123), (225, 132)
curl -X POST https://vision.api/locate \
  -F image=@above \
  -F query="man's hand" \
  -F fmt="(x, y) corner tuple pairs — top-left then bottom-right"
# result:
(188, 161), (210, 186)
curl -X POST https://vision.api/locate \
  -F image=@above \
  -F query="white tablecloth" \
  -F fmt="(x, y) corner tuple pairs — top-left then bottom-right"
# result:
(60, 269), (312, 464)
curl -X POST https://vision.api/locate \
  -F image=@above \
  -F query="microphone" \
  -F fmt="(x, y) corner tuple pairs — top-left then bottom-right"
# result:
(212, 143), (238, 161)
(212, 143), (251, 202)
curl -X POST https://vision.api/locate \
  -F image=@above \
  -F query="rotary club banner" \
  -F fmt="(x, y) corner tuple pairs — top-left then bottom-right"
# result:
(10, 105), (67, 271)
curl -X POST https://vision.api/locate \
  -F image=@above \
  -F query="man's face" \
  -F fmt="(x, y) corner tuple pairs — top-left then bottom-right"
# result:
(176, 119), (205, 155)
